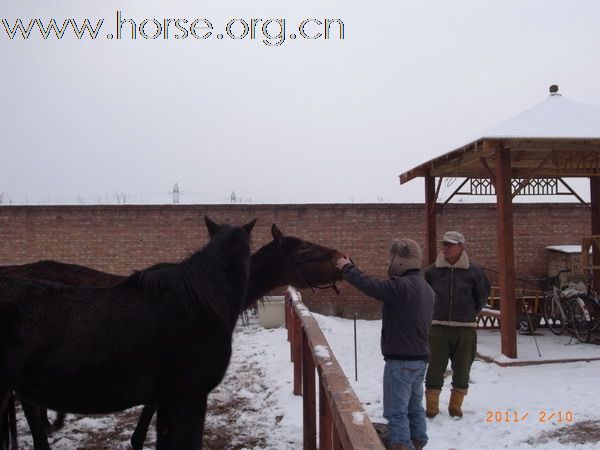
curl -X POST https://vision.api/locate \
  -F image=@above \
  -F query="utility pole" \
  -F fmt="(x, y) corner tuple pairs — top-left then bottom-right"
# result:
(173, 183), (180, 204)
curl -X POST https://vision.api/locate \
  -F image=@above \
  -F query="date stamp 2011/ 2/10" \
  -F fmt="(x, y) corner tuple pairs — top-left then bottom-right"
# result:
(486, 410), (574, 424)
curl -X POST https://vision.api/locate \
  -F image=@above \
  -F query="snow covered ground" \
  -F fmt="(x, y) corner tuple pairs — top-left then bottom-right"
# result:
(14, 310), (600, 449)
(315, 313), (600, 450)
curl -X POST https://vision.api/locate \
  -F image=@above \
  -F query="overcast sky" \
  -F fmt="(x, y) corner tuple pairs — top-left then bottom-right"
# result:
(2, 0), (600, 205)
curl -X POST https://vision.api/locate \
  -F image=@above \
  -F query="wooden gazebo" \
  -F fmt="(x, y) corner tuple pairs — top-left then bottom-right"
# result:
(399, 86), (600, 358)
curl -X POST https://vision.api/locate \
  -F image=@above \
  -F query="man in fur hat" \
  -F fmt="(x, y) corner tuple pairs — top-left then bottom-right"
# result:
(336, 238), (435, 450)
(424, 231), (490, 419)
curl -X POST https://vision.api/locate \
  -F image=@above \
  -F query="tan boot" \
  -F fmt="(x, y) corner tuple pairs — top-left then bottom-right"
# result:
(425, 389), (441, 418)
(448, 388), (467, 418)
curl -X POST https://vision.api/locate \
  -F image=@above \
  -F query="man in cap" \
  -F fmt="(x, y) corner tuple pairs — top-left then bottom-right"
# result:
(424, 231), (490, 419)
(337, 238), (435, 450)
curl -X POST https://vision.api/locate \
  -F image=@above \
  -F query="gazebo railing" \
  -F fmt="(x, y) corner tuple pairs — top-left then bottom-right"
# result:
(284, 288), (385, 450)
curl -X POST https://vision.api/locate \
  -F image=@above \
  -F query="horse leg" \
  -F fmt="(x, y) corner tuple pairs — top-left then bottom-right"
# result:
(51, 412), (66, 432)
(38, 408), (51, 434)
(21, 401), (50, 450)
(0, 391), (16, 450)
(8, 395), (17, 450)
(166, 395), (208, 450)
(131, 405), (156, 450)
(155, 406), (170, 450)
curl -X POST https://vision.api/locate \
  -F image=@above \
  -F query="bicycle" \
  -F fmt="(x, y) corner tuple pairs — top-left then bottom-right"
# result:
(538, 270), (591, 342)
(567, 285), (592, 343)
(574, 270), (600, 339)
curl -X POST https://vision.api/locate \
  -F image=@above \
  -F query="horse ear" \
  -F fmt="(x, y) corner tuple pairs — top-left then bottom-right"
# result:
(243, 218), (257, 235)
(271, 224), (284, 242)
(204, 216), (220, 238)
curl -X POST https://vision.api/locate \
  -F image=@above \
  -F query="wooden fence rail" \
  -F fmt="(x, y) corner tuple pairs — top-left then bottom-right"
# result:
(284, 288), (385, 450)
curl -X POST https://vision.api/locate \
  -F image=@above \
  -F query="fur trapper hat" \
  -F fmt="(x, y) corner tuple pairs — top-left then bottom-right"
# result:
(388, 238), (423, 277)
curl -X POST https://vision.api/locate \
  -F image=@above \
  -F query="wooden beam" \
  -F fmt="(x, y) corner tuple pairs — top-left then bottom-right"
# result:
(591, 178), (600, 288)
(431, 166), (600, 179)
(558, 178), (589, 207)
(442, 178), (469, 206)
(479, 158), (496, 187)
(506, 139), (600, 151)
(427, 144), (495, 175)
(425, 174), (437, 265)
(489, 140), (517, 359)
(511, 152), (555, 198)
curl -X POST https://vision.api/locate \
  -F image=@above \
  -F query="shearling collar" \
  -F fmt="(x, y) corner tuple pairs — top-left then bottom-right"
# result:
(435, 250), (470, 269)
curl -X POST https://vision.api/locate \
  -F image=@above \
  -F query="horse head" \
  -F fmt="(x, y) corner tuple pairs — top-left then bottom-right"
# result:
(270, 224), (343, 293)
(205, 216), (257, 238)
(202, 216), (257, 277)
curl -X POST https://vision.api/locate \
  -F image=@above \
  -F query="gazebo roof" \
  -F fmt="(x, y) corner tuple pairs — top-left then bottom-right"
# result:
(400, 87), (600, 183)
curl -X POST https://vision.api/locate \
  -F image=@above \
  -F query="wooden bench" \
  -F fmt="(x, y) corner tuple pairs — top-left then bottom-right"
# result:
(477, 287), (544, 329)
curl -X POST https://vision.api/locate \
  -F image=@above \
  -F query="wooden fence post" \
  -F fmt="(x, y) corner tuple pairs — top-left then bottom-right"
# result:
(319, 375), (333, 450)
(302, 330), (317, 450)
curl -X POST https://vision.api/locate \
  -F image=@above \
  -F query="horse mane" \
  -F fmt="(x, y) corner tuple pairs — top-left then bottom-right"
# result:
(122, 225), (250, 330)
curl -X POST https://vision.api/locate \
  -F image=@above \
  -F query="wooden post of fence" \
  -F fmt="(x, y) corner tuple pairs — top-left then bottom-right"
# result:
(319, 375), (333, 450)
(285, 297), (292, 343)
(292, 312), (302, 396)
(332, 427), (342, 450)
(302, 330), (317, 450)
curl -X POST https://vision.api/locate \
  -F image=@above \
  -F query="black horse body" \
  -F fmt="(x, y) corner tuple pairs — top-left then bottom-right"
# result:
(0, 217), (256, 449)
(0, 223), (342, 449)
(2, 278), (231, 414)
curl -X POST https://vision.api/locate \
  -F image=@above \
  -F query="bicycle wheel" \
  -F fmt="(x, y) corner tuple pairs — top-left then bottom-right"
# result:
(590, 298), (600, 332)
(542, 295), (563, 335)
(571, 298), (592, 343)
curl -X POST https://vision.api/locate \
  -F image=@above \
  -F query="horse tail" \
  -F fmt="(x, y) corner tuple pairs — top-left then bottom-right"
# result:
(0, 391), (17, 450)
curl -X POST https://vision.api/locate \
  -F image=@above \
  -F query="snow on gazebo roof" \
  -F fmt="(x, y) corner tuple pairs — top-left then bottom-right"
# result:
(399, 85), (600, 184)
(480, 86), (600, 140)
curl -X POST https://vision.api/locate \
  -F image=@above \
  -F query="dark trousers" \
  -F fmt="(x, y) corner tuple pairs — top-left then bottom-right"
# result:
(425, 325), (476, 390)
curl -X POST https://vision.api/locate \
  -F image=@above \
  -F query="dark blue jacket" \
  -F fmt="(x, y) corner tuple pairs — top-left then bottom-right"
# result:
(341, 265), (435, 361)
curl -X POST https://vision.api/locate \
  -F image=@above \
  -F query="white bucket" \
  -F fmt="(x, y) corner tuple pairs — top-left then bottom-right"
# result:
(258, 295), (285, 329)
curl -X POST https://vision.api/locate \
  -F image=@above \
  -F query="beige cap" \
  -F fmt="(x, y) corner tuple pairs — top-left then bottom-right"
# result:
(442, 231), (465, 245)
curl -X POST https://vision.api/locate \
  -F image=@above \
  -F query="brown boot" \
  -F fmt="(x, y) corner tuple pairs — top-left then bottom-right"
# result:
(425, 389), (441, 418)
(448, 388), (467, 418)
(412, 439), (425, 450)
(391, 444), (411, 450)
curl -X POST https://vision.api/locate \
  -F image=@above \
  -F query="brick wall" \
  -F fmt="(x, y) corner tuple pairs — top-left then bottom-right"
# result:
(0, 203), (590, 318)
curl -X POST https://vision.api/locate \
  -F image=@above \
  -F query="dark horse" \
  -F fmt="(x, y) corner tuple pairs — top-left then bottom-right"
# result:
(0, 217), (256, 450)
(1, 223), (343, 449)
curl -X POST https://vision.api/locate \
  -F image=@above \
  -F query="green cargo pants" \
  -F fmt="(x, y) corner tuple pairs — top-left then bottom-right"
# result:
(425, 325), (477, 390)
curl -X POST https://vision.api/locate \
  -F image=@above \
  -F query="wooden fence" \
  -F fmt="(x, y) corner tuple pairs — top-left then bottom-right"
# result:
(284, 289), (385, 450)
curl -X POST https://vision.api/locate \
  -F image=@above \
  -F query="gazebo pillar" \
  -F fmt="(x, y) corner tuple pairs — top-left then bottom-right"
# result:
(489, 140), (517, 358)
(425, 174), (437, 265)
(590, 177), (600, 287)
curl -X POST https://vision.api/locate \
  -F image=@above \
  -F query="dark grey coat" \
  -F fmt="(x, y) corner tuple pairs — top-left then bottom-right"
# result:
(341, 265), (435, 361)
(424, 251), (490, 326)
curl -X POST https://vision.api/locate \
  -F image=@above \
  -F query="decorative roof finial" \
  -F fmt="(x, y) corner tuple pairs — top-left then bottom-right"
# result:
(549, 84), (559, 94)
